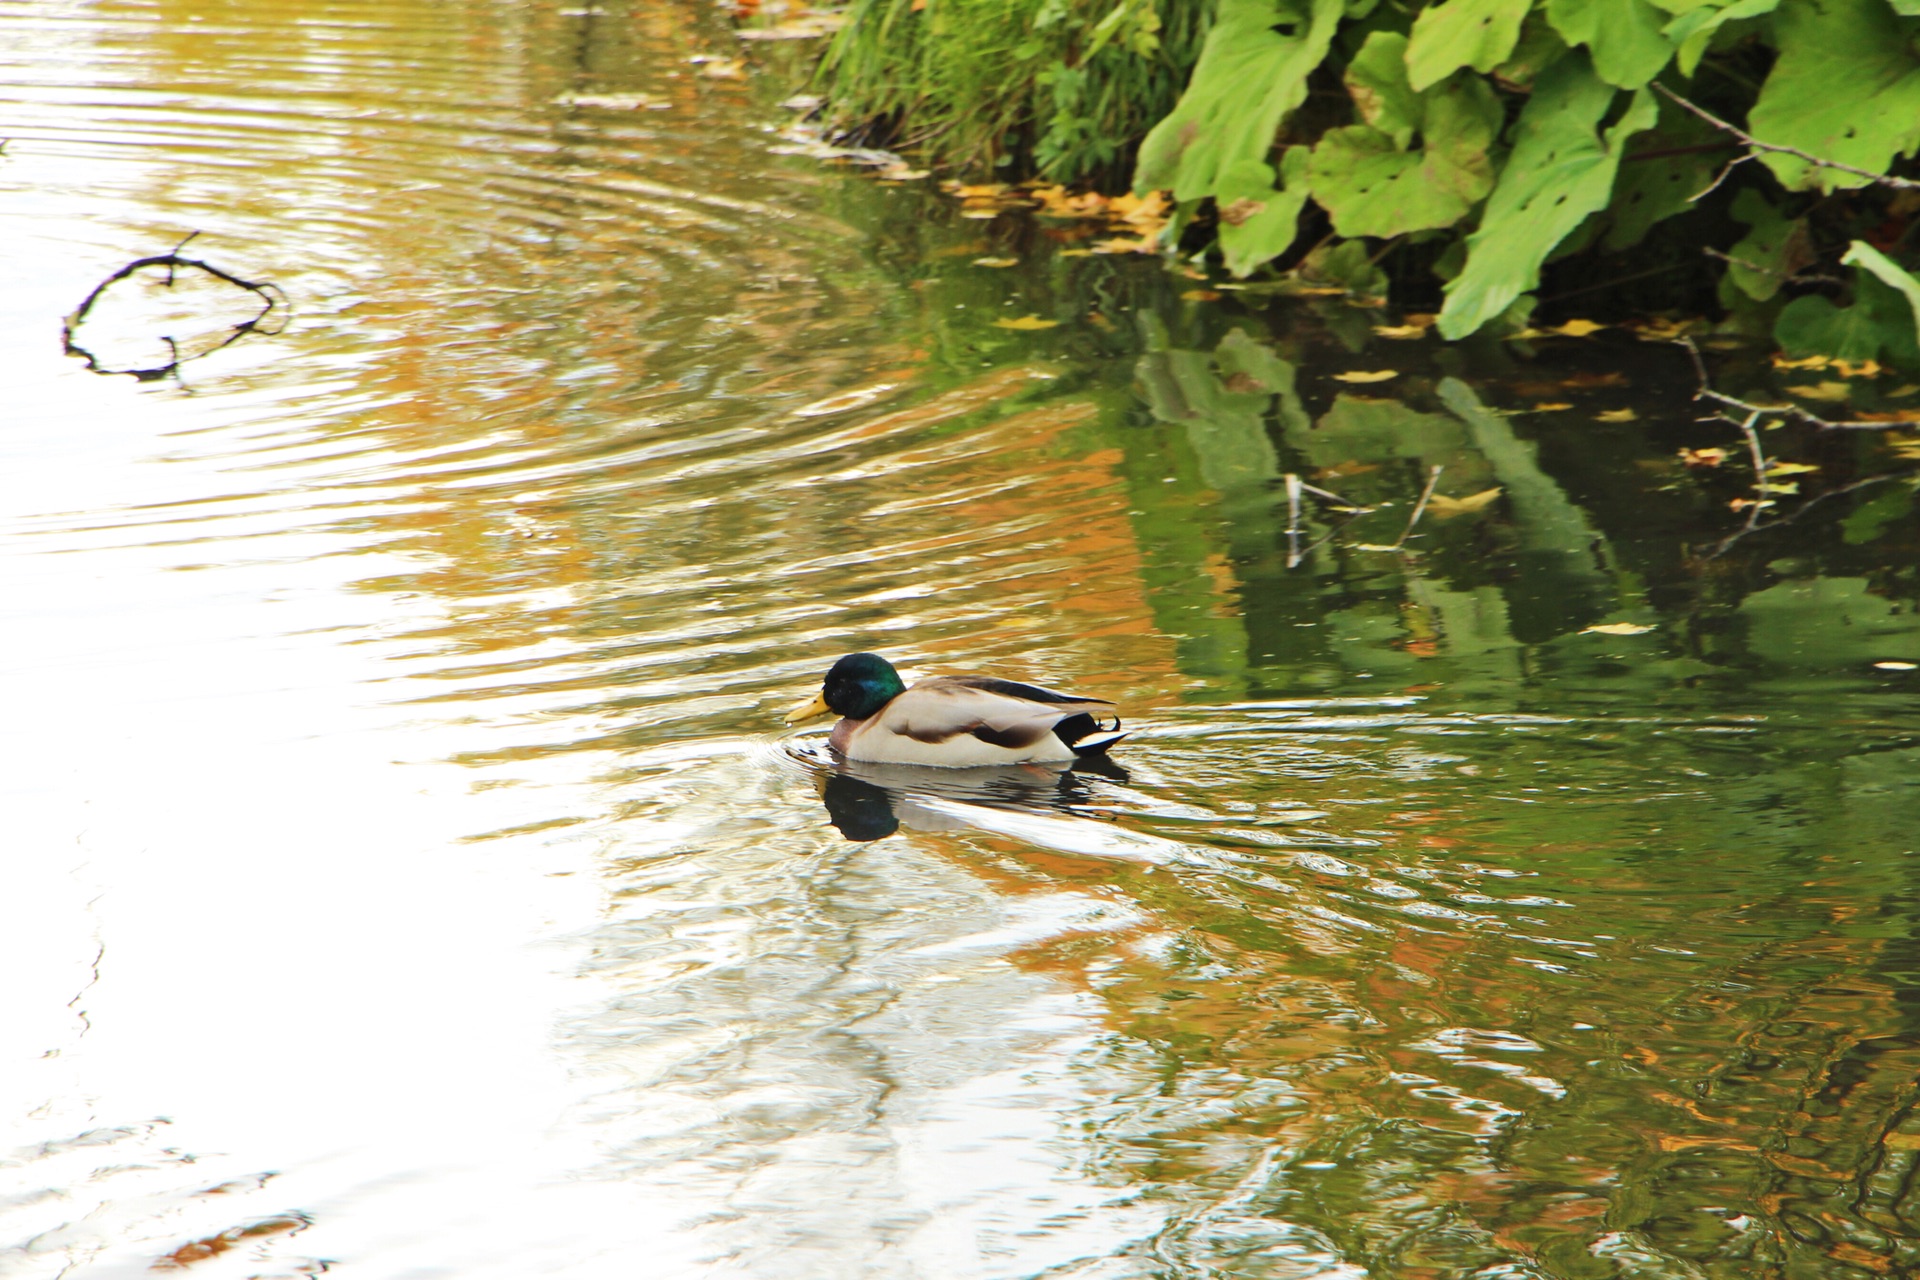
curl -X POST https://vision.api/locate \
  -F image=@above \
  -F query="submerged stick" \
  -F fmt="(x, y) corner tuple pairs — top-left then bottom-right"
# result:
(1391, 464), (1442, 551)
(1284, 473), (1303, 569)
(62, 239), (288, 381)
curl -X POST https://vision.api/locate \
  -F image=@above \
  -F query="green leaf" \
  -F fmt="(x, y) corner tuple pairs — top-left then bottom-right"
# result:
(1300, 239), (1389, 297)
(1842, 240), (1920, 341)
(1747, 0), (1920, 192)
(1661, 0), (1779, 76)
(1307, 36), (1501, 237)
(1406, 0), (1533, 91)
(1724, 189), (1809, 301)
(1492, 14), (1571, 88)
(1134, 0), (1345, 201)
(1217, 148), (1313, 276)
(1775, 273), (1920, 367)
(1842, 485), (1915, 546)
(1346, 30), (1422, 148)
(1545, 0), (1674, 87)
(1601, 99), (1723, 250)
(1438, 55), (1657, 339)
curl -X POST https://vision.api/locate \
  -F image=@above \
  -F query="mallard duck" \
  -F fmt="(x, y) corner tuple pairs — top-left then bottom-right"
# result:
(785, 652), (1127, 766)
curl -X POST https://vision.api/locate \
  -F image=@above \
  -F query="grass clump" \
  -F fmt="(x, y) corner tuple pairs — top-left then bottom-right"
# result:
(813, 0), (1210, 187)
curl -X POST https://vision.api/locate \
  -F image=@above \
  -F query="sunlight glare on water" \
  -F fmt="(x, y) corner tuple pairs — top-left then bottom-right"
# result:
(6, 1), (1920, 1278)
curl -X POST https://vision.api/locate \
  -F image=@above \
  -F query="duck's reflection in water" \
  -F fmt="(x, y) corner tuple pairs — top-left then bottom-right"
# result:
(810, 752), (1131, 842)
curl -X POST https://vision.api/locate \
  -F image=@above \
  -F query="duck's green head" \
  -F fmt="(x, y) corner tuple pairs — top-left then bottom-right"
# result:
(785, 652), (905, 723)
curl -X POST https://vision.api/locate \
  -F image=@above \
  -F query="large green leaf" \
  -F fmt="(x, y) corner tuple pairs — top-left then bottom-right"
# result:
(1724, 189), (1808, 301)
(1217, 148), (1313, 276)
(1307, 33), (1501, 237)
(1545, 0), (1674, 87)
(1747, 0), (1920, 192)
(1405, 0), (1533, 91)
(1134, 0), (1344, 201)
(1437, 55), (1657, 339)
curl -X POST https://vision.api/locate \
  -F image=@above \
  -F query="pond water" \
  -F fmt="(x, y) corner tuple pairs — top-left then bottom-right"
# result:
(6, 2), (1920, 1277)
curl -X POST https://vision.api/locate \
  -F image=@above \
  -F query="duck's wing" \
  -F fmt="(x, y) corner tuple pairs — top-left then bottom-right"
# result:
(869, 676), (1117, 752)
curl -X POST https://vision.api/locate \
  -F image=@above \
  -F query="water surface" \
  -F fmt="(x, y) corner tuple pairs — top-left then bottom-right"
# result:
(6, 3), (1920, 1277)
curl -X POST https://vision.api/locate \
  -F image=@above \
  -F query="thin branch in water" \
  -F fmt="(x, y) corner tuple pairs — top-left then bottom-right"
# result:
(1298, 480), (1368, 509)
(1284, 472), (1303, 568)
(1675, 337), (1912, 431)
(1707, 471), (1916, 556)
(1391, 464), (1442, 551)
(62, 240), (289, 381)
(1654, 83), (1920, 191)
(1733, 408), (1770, 535)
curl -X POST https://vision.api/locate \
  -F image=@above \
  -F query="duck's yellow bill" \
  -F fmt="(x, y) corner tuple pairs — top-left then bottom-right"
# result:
(784, 690), (832, 724)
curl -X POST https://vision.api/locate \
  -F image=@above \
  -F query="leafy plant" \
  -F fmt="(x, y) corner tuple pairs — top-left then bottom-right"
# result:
(809, 0), (1920, 359)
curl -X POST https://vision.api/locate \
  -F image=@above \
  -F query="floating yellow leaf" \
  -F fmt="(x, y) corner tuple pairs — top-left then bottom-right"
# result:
(993, 314), (1060, 330)
(1531, 402), (1574, 412)
(1181, 289), (1221, 302)
(1761, 479), (1800, 495)
(1630, 317), (1694, 340)
(1583, 622), (1655, 636)
(1551, 318), (1606, 338)
(1057, 247), (1094, 258)
(1786, 381), (1853, 402)
(1764, 461), (1820, 476)
(1773, 353), (1832, 370)
(1373, 323), (1429, 339)
(1890, 438), (1920, 458)
(1890, 384), (1920, 399)
(1333, 370), (1398, 384)
(1678, 446), (1729, 467)
(1091, 235), (1156, 254)
(1350, 543), (1406, 552)
(972, 256), (1018, 268)
(1427, 487), (1503, 517)
(696, 57), (746, 78)
(1831, 359), (1883, 378)
(1596, 408), (1638, 423)
(1855, 409), (1920, 423)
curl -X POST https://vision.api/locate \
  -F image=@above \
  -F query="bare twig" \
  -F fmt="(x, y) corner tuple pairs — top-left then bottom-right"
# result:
(1676, 337), (1910, 431)
(1687, 151), (1753, 204)
(1623, 141), (1743, 164)
(1391, 464), (1442, 551)
(1732, 408), (1770, 534)
(1654, 84), (1920, 191)
(62, 241), (288, 381)
(1706, 471), (1916, 555)
(1701, 246), (1844, 287)
(1298, 480), (1368, 509)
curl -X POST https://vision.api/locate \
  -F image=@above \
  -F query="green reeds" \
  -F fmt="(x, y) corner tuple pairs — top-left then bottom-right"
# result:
(814, 0), (1210, 186)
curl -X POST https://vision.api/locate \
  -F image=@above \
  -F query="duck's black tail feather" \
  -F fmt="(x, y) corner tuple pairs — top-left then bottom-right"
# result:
(1055, 713), (1128, 757)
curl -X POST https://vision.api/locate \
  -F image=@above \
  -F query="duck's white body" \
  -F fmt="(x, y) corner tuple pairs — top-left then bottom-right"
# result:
(827, 675), (1119, 767)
